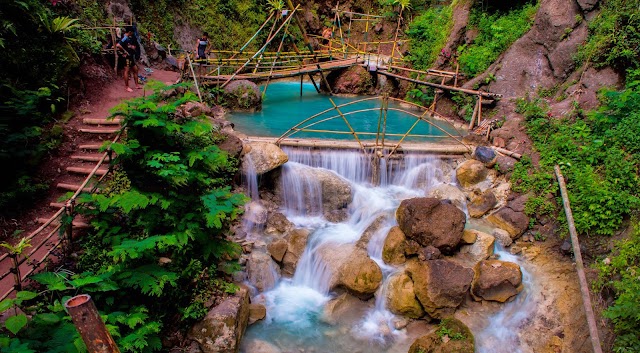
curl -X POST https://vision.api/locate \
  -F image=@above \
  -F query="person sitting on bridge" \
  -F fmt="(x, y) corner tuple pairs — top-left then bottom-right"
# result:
(195, 32), (210, 62)
(116, 27), (141, 92)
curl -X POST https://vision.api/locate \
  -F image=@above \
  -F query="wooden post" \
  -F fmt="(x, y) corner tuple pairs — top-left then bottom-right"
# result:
(554, 166), (604, 353)
(317, 65), (334, 95)
(64, 201), (74, 256)
(307, 73), (321, 93)
(65, 295), (121, 353)
(111, 17), (118, 75)
(9, 254), (21, 293)
(477, 95), (483, 126)
(468, 96), (479, 130)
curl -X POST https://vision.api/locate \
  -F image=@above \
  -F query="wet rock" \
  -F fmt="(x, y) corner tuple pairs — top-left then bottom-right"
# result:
(356, 215), (387, 249)
(396, 197), (466, 254)
(404, 239), (422, 256)
(473, 146), (497, 165)
(242, 142), (288, 175)
(418, 246), (441, 261)
(217, 132), (244, 159)
(223, 80), (261, 112)
(321, 293), (362, 325)
(188, 286), (250, 353)
(180, 101), (212, 118)
(468, 190), (498, 218)
(492, 229), (512, 247)
(243, 340), (281, 353)
(382, 226), (406, 265)
(387, 273), (425, 319)
(460, 229), (477, 245)
(248, 303), (266, 325)
(265, 212), (293, 235)
(459, 230), (495, 263)
(406, 259), (474, 318)
(495, 155), (517, 174)
(408, 318), (474, 353)
(324, 65), (375, 95)
(471, 260), (523, 302)
(338, 247), (383, 298)
(487, 207), (529, 239)
(426, 184), (467, 212)
(267, 238), (288, 263)
(247, 252), (280, 292)
(456, 160), (488, 188)
(282, 229), (310, 276)
(244, 201), (268, 226)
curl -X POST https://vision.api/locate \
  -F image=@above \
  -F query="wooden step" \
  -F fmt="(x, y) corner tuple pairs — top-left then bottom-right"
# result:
(79, 127), (120, 134)
(37, 218), (90, 229)
(56, 183), (94, 192)
(49, 202), (66, 209)
(70, 153), (106, 162)
(78, 144), (104, 151)
(66, 166), (109, 176)
(83, 118), (123, 125)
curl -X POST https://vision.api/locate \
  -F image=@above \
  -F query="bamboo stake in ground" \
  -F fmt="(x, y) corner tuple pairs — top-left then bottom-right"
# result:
(554, 165), (604, 353)
(66, 295), (121, 353)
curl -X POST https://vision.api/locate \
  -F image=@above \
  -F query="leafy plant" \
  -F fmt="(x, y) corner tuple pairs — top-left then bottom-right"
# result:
(458, 2), (538, 76)
(436, 319), (466, 341)
(406, 5), (453, 70)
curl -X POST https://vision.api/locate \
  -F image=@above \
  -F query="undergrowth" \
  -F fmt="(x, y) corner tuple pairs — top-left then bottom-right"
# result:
(0, 83), (247, 352)
(406, 5), (452, 70)
(577, 0), (640, 71)
(457, 2), (538, 77)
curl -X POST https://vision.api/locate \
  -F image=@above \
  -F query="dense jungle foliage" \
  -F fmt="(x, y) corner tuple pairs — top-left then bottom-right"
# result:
(0, 0), (104, 217)
(0, 83), (246, 352)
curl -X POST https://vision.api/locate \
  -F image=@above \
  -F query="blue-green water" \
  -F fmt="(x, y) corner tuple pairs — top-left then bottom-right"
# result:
(228, 82), (461, 141)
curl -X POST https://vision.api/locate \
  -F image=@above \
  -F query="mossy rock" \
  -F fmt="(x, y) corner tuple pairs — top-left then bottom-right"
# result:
(408, 318), (474, 353)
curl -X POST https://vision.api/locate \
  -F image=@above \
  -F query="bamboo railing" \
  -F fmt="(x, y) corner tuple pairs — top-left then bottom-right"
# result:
(0, 128), (123, 300)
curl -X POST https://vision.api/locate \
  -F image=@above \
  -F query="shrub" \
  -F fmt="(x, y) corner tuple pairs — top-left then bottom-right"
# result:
(457, 2), (538, 77)
(406, 5), (452, 70)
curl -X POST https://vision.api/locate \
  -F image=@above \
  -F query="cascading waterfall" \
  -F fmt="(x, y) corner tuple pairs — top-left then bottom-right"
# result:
(242, 148), (537, 353)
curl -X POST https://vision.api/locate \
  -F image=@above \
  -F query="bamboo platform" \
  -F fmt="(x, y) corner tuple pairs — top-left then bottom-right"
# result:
(244, 136), (471, 154)
(200, 57), (362, 83)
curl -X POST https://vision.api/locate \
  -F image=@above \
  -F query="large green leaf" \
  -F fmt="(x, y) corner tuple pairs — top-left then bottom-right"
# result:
(5, 314), (27, 334)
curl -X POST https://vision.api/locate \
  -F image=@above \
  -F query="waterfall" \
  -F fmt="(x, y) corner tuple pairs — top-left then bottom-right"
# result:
(242, 148), (535, 353)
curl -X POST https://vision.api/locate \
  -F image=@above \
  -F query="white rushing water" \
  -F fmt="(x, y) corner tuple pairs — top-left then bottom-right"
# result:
(241, 148), (535, 353)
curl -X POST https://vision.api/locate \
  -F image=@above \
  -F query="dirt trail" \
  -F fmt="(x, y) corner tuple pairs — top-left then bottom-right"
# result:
(0, 66), (179, 299)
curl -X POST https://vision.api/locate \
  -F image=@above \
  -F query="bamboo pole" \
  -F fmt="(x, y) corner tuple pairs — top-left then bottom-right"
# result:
(253, 11), (279, 74)
(329, 98), (365, 152)
(234, 11), (276, 58)
(379, 70), (499, 99)
(286, 0), (316, 60)
(66, 295), (120, 353)
(111, 17), (118, 75)
(187, 55), (203, 102)
(307, 73), (321, 93)
(554, 166), (604, 353)
(221, 6), (299, 88)
(263, 21), (292, 96)
(477, 95), (483, 126)
(469, 97), (479, 129)
(494, 147), (522, 160)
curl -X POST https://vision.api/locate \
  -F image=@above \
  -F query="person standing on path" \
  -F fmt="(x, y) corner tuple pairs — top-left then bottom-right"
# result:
(195, 32), (210, 61)
(116, 27), (141, 92)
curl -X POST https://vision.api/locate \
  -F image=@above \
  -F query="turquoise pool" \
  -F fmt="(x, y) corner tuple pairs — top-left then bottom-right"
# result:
(227, 81), (461, 141)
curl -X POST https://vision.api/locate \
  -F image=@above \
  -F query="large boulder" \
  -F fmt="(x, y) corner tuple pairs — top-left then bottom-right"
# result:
(242, 142), (288, 175)
(282, 229), (310, 276)
(356, 215), (387, 249)
(467, 190), (498, 218)
(408, 318), (475, 353)
(426, 184), (467, 211)
(242, 340), (281, 353)
(265, 212), (293, 235)
(457, 230), (495, 265)
(382, 226), (407, 265)
(276, 166), (352, 222)
(267, 238), (288, 263)
(217, 131), (244, 159)
(396, 198), (466, 254)
(246, 252), (280, 292)
(473, 146), (497, 165)
(406, 259), (474, 318)
(337, 247), (383, 298)
(223, 80), (261, 111)
(188, 287), (250, 353)
(387, 273), (425, 318)
(248, 303), (266, 325)
(487, 207), (529, 239)
(456, 160), (488, 188)
(471, 260), (523, 302)
(317, 243), (383, 299)
(321, 293), (363, 325)
(324, 65), (375, 94)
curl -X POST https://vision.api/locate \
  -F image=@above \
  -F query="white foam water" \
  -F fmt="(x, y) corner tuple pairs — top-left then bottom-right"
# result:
(241, 148), (536, 353)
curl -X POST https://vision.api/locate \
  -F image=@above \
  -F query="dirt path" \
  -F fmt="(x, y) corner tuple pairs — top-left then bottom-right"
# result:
(0, 66), (180, 299)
